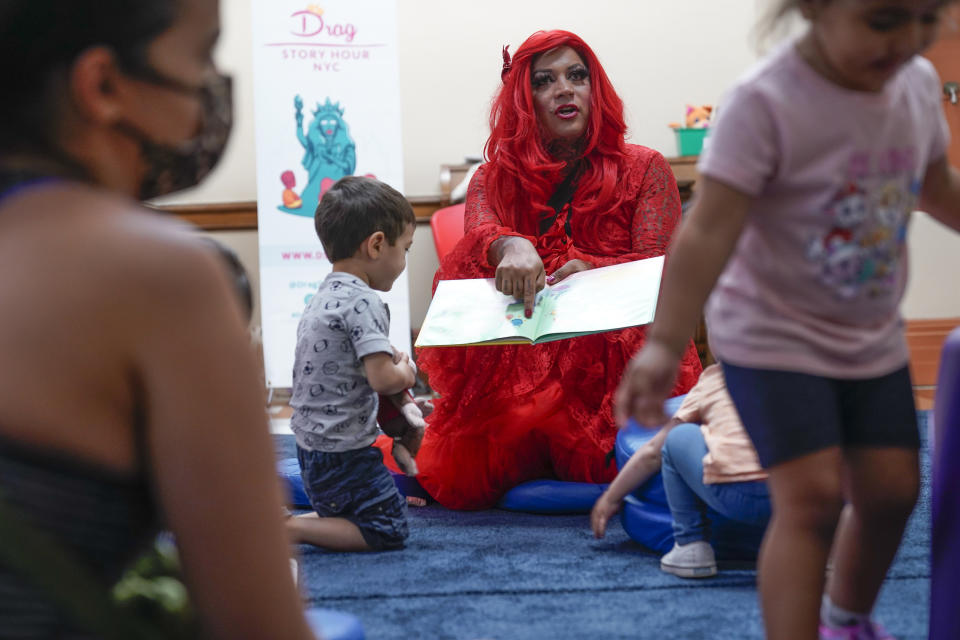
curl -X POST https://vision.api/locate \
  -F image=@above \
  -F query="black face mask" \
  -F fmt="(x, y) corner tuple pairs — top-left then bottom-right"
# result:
(117, 69), (233, 200)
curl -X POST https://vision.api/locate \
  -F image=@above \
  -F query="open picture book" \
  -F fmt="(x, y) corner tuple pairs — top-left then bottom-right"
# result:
(415, 256), (664, 347)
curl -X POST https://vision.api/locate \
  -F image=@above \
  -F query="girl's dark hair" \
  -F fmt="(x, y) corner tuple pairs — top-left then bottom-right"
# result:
(203, 238), (254, 324)
(0, 0), (179, 152)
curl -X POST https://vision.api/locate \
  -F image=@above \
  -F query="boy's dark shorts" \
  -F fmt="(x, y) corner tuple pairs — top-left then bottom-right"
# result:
(297, 444), (408, 550)
(721, 363), (920, 469)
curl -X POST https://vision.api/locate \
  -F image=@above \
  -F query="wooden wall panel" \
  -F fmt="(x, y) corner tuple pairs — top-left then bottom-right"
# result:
(157, 196), (446, 230)
(155, 201), (258, 230)
(907, 318), (960, 385)
(906, 317), (959, 409)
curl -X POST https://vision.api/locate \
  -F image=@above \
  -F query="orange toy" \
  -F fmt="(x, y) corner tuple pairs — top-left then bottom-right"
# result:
(669, 104), (713, 130)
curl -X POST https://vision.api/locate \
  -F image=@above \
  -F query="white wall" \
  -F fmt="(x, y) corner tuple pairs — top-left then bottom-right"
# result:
(174, 0), (960, 325)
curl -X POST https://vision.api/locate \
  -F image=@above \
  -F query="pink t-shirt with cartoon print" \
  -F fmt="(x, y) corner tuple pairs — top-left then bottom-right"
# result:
(699, 42), (950, 379)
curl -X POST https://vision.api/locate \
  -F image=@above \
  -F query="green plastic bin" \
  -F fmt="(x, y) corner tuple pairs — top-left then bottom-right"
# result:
(674, 128), (708, 156)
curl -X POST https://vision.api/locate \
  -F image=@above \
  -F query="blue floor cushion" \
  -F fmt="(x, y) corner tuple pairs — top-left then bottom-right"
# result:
(497, 395), (689, 515)
(498, 479), (606, 514)
(305, 607), (365, 640)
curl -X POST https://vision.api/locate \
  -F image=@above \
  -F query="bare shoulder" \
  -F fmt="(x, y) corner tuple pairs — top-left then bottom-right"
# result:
(0, 184), (240, 458)
(5, 183), (230, 319)
(65, 186), (222, 289)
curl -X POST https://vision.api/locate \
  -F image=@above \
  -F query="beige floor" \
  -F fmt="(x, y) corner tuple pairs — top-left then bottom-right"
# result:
(268, 401), (293, 435)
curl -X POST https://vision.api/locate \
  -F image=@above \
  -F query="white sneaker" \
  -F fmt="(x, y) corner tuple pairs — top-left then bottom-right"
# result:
(660, 541), (718, 578)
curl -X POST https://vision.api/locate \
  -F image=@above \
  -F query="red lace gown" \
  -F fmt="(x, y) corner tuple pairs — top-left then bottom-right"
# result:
(377, 145), (702, 509)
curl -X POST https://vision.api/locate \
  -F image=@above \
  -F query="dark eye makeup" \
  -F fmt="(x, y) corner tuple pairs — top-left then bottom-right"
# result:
(866, 6), (941, 32)
(532, 71), (554, 89)
(531, 65), (588, 89)
(567, 65), (589, 82)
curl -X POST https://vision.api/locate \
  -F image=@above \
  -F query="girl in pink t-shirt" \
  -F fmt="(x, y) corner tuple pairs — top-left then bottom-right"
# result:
(617, 2), (960, 639)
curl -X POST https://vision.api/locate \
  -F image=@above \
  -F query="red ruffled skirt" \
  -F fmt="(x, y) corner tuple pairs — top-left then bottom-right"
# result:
(377, 327), (702, 510)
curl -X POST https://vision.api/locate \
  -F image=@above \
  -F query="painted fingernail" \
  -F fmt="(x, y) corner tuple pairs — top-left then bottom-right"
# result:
(546, 275), (556, 283)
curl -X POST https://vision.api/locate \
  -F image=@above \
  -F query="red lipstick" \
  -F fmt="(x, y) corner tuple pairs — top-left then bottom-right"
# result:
(555, 103), (579, 119)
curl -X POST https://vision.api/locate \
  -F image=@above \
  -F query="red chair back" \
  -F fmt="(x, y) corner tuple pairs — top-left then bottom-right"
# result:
(429, 203), (466, 261)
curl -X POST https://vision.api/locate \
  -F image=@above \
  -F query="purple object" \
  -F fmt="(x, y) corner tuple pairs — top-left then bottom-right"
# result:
(931, 327), (960, 639)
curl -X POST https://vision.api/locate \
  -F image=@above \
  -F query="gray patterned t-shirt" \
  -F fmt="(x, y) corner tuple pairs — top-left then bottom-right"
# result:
(290, 272), (392, 452)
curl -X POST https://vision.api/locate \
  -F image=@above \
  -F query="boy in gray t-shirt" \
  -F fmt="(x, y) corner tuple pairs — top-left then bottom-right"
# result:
(286, 176), (419, 551)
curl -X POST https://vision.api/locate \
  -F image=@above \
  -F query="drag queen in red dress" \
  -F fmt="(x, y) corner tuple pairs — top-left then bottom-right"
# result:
(382, 30), (702, 509)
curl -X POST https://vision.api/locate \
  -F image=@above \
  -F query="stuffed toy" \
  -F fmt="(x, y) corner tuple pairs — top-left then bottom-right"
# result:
(669, 104), (713, 129)
(377, 390), (428, 476)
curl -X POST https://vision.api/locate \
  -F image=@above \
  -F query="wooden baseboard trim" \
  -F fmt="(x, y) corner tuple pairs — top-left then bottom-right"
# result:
(154, 201), (258, 230)
(154, 196), (448, 231)
(907, 317), (960, 389)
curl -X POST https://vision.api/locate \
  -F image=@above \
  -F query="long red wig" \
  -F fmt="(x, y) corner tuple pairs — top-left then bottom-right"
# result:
(483, 30), (629, 236)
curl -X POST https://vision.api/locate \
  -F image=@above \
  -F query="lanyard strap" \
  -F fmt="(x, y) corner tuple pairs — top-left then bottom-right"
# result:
(538, 167), (580, 238)
(0, 169), (60, 206)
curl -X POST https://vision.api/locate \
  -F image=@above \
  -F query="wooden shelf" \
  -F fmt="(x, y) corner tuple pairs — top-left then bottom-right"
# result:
(666, 155), (699, 184)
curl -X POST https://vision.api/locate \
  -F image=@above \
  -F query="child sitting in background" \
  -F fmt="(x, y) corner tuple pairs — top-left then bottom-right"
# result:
(593, 363), (770, 578)
(286, 176), (420, 551)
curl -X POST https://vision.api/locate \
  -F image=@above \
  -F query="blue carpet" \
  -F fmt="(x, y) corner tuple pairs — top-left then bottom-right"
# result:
(277, 412), (931, 639)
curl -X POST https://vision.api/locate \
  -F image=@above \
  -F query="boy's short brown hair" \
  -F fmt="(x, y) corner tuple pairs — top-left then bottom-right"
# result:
(314, 176), (415, 261)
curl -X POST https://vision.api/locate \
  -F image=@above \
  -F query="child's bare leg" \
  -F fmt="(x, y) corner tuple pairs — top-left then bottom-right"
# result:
(759, 447), (844, 640)
(285, 513), (371, 551)
(826, 447), (919, 614)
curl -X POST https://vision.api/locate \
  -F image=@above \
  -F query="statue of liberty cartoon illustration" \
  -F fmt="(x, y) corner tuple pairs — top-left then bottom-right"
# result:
(278, 95), (357, 216)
